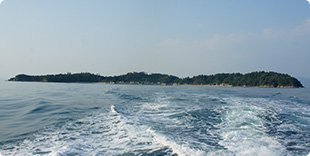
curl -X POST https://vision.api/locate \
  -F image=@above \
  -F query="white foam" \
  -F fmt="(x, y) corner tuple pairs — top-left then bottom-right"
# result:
(215, 97), (286, 156)
(112, 103), (206, 156)
(3, 89), (308, 155)
(0, 106), (152, 155)
(0, 104), (206, 156)
(146, 128), (205, 156)
(110, 105), (117, 114)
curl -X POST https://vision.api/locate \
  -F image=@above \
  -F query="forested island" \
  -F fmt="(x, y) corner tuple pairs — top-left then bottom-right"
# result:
(8, 71), (304, 88)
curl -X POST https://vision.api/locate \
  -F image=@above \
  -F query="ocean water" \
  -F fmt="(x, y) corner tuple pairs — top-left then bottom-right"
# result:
(0, 82), (309, 156)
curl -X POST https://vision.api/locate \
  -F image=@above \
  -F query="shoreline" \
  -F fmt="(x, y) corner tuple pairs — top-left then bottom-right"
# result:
(96, 82), (301, 88)
(6, 80), (302, 88)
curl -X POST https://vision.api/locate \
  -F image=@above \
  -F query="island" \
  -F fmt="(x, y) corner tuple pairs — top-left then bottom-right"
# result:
(8, 71), (304, 88)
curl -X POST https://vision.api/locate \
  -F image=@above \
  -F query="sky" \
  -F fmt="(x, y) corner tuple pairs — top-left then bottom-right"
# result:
(0, 0), (310, 79)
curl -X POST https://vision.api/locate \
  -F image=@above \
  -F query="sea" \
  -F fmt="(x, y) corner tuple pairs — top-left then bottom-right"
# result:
(0, 81), (309, 156)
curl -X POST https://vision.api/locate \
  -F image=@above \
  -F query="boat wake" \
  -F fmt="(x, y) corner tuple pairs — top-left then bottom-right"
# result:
(0, 104), (204, 156)
(1, 86), (309, 156)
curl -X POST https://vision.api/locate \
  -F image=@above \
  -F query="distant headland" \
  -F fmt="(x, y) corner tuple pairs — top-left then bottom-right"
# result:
(8, 71), (304, 88)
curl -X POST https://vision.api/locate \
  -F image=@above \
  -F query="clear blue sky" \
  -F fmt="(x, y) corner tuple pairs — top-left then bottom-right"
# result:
(1, 0), (310, 79)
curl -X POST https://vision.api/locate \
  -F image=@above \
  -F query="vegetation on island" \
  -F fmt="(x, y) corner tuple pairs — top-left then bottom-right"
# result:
(8, 71), (304, 88)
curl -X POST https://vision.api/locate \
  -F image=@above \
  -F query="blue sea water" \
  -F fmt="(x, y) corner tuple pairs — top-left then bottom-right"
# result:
(0, 81), (309, 156)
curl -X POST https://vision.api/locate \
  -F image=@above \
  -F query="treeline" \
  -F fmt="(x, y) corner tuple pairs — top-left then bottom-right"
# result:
(8, 71), (304, 88)
(8, 72), (102, 83)
(189, 72), (303, 88)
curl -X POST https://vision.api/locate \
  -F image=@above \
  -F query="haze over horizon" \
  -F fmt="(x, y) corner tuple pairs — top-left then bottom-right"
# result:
(1, 1), (310, 79)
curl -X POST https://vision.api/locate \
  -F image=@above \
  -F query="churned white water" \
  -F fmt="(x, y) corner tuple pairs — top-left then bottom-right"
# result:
(216, 97), (286, 156)
(0, 83), (309, 155)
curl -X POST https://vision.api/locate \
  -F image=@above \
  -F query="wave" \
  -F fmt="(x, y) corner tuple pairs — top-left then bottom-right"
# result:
(110, 104), (205, 156)
(216, 97), (286, 156)
(146, 128), (205, 156)
(0, 104), (205, 156)
(211, 96), (310, 156)
(1, 85), (309, 156)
